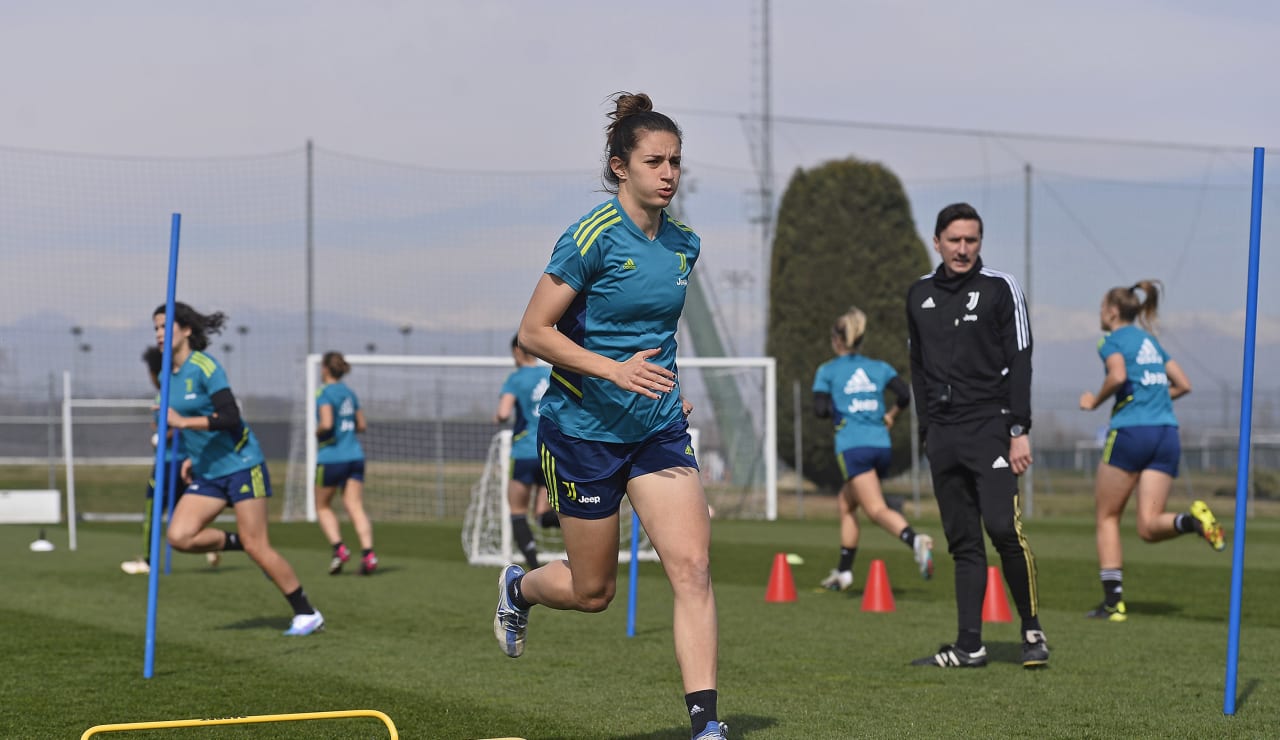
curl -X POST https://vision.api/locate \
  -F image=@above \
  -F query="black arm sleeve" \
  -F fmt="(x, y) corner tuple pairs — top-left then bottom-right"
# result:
(206, 389), (243, 432)
(813, 392), (834, 419)
(887, 375), (911, 410)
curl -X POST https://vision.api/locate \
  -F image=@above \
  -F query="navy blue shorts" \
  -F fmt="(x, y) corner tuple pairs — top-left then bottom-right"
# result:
(186, 463), (272, 505)
(836, 446), (891, 480)
(146, 460), (185, 501)
(1102, 425), (1180, 477)
(316, 459), (365, 488)
(510, 457), (546, 487)
(537, 418), (699, 520)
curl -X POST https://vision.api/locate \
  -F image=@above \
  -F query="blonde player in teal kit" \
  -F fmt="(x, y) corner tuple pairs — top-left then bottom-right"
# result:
(315, 351), (377, 576)
(492, 92), (726, 740)
(1079, 280), (1225, 622)
(155, 302), (323, 636)
(494, 335), (555, 571)
(812, 307), (934, 592)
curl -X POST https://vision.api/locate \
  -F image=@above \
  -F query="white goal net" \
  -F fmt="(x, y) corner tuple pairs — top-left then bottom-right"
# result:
(284, 355), (777, 560)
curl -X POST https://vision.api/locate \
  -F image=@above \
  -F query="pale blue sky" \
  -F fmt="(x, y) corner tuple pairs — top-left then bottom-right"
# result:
(2, 0), (1277, 412)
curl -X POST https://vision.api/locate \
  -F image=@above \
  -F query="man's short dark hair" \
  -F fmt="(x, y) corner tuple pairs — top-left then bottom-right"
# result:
(934, 202), (984, 238)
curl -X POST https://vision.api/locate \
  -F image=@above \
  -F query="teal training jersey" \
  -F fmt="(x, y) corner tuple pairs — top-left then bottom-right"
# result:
(153, 392), (185, 464)
(1097, 325), (1178, 428)
(812, 354), (898, 450)
(167, 351), (265, 478)
(500, 365), (551, 460)
(540, 198), (700, 443)
(316, 381), (364, 463)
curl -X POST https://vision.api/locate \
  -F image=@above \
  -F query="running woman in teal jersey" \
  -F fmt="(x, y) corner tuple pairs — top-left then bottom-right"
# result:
(494, 335), (555, 571)
(812, 307), (934, 592)
(1079, 280), (1225, 622)
(155, 302), (323, 636)
(315, 351), (376, 576)
(121, 346), (220, 575)
(493, 93), (725, 740)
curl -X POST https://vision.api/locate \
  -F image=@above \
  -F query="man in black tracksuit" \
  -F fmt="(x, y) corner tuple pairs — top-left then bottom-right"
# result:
(906, 202), (1048, 669)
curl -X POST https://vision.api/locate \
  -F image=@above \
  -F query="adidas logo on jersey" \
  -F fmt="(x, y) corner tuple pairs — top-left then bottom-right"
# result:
(921, 296), (936, 309)
(843, 368), (878, 394)
(1136, 338), (1162, 365)
(992, 456), (1010, 469)
(621, 258), (637, 271)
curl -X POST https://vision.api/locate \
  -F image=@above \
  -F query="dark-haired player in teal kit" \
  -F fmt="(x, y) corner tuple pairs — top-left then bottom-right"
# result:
(122, 346), (220, 575)
(493, 92), (726, 739)
(1079, 280), (1224, 622)
(315, 351), (377, 576)
(495, 335), (556, 571)
(156, 301), (323, 636)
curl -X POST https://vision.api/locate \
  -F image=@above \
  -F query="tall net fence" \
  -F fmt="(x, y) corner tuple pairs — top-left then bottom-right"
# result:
(1, 134), (1276, 513)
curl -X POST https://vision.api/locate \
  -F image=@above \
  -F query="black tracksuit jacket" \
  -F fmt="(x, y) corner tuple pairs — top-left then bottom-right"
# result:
(905, 257), (1032, 440)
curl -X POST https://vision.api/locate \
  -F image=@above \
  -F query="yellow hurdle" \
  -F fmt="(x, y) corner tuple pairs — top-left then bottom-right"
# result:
(81, 709), (399, 739)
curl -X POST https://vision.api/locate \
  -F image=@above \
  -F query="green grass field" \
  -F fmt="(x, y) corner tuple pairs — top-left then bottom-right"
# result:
(3, 500), (1278, 739)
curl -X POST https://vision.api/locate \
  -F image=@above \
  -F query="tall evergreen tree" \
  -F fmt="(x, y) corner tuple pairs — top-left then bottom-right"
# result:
(766, 158), (931, 490)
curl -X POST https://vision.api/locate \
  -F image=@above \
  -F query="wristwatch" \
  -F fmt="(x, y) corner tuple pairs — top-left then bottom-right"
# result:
(1009, 424), (1027, 438)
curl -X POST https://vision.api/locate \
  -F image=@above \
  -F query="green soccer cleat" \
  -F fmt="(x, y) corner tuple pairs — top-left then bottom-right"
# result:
(1190, 500), (1225, 552)
(1085, 600), (1128, 622)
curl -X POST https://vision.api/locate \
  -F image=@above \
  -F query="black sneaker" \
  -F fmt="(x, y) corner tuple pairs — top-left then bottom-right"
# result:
(1022, 630), (1050, 668)
(911, 644), (988, 668)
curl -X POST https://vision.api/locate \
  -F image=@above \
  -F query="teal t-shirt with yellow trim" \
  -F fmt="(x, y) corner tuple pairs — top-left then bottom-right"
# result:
(167, 351), (265, 478)
(539, 198), (700, 443)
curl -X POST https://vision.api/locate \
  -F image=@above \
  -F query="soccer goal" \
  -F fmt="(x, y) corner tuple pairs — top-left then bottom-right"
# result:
(284, 354), (777, 532)
(60, 371), (159, 550)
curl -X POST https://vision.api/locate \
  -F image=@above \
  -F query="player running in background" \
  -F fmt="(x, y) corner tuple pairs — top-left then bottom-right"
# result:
(121, 346), (219, 574)
(493, 92), (726, 740)
(1079, 280), (1224, 621)
(494, 334), (556, 572)
(315, 351), (377, 575)
(155, 302), (324, 636)
(812, 307), (933, 592)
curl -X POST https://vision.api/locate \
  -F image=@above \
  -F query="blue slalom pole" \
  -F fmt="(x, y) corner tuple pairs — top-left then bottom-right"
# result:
(626, 511), (640, 638)
(145, 213), (182, 679)
(163, 430), (180, 575)
(1224, 148), (1265, 715)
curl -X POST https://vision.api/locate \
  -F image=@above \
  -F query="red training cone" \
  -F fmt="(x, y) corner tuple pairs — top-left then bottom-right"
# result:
(860, 559), (896, 612)
(765, 552), (797, 602)
(982, 565), (1013, 622)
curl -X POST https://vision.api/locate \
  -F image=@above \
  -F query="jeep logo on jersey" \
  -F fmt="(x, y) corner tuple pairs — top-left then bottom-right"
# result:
(966, 291), (980, 311)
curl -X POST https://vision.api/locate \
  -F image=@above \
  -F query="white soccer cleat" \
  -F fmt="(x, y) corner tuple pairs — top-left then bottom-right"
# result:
(205, 551), (221, 568)
(283, 610), (324, 636)
(819, 569), (854, 592)
(120, 559), (150, 575)
(494, 564), (529, 658)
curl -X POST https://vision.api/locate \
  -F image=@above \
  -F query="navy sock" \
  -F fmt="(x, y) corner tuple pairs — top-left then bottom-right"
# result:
(1100, 568), (1123, 606)
(222, 531), (244, 551)
(507, 574), (533, 611)
(285, 586), (315, 616)
(899, 526), (917, 546)
(332, 541), (345, 554)
(685, 689), (718, 736)
(837, 547), (856, 573)
(1174, 513), (1197, 534)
